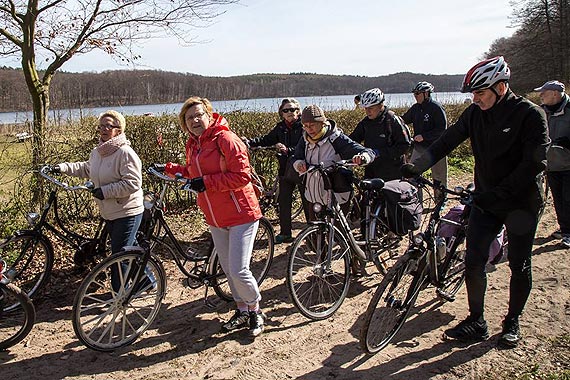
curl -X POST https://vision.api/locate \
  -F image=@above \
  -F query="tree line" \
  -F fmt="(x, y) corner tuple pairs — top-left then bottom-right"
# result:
(486, 0), (569, 90)
(0, 67), (463, 113)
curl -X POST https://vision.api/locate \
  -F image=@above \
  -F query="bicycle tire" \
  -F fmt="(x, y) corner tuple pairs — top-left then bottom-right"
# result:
(211, 217), (275, 301)
(0, 283), (36, 351)
(369, 204), (401, 275)
(1, 232), (54, 307)
(360, 252), (426, 354)
(436, 232), (467, 301)
(72, 250), (166, 352)
(286, 224), (351, 320)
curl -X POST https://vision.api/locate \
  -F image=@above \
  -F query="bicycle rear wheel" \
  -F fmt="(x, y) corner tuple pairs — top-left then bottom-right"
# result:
(0, 283), (36, 351)
(72, 251), (166, 352)
(1, 232), (53, 306)
(370, 205), (401, 275)
(360, 252), (425, 354)
(286, 224), (351, 320)
(211, 217), (275, 301)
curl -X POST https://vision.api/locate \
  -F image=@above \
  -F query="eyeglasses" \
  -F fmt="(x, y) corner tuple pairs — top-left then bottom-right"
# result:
(98, 124), (119, 131)
(282, 107), (299, 113)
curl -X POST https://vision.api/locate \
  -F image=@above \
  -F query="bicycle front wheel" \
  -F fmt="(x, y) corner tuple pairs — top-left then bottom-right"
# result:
(437, 234), (466, 301)
(370, 205), (401, 275)
(211, 217), (275, 301)
(0, 283), (36, 351)
(360, 252), (425, 354)
(1, 232), (54, 306)
(286, 224), (351, 320)
(72, 251), (166, 352)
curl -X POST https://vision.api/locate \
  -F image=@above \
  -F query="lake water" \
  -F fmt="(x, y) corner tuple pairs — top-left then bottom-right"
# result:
(0, 92), (471, 125)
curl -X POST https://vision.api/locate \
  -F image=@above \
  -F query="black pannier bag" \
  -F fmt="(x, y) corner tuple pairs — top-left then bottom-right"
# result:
(380, 179), (423, 236)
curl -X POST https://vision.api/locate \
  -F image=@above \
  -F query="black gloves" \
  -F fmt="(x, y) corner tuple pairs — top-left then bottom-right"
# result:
(472, 191), (498, 210)
(400, 163), (422, 178)
(181, 177), (206, 193)
(47, 164), (61, 173)
(91, 188), (105, 200)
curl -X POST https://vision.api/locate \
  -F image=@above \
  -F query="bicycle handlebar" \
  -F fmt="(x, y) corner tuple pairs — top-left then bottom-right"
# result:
(147, 165), (198, 193)
(406, 175), (474, 204)
(39, 165), (94, 191)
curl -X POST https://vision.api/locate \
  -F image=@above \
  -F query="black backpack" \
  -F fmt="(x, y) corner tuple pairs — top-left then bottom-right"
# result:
(380, 179), (422, 236)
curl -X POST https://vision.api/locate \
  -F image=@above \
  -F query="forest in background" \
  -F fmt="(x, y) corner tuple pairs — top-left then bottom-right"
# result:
(0, 68), (463, 113)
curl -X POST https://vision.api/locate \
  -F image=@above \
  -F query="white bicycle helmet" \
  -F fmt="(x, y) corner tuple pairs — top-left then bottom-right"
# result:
(360, 88), (385, 108)
(461, 56), (510, 93)
(412, 81), (434, 93)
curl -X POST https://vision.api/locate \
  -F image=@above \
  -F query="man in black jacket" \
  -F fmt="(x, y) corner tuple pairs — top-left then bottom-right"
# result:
(402, 81), (448, 201)
(349, 88), (411, 181)
(402, 56), (548, 348)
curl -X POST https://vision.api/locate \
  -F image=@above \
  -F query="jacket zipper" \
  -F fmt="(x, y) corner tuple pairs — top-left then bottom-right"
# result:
(195, 143), (220, 227)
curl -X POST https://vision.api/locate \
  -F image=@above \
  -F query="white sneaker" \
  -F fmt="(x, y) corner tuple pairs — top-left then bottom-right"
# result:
(249, 311), (265, 337)
(562, 236), (570, 248)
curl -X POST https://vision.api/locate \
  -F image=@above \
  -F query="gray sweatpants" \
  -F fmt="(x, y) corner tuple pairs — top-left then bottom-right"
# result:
(209, 220), (261, 305)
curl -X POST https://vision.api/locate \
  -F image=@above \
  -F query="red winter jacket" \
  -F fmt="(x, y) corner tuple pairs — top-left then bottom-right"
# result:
(165, 113), (262, 228)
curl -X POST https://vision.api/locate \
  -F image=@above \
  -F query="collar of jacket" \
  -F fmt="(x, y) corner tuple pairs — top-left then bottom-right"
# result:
(188, 113), (230, 145)
(547, 93), (569, 117)
(484, 89), (516, 116)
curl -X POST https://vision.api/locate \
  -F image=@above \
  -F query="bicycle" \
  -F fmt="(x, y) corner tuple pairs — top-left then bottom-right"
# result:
(72, 165), (275, 351)
(0, 165), (109, 302)
(359, 175), (473, 354)
(248, 145), (304, 223)
(286, 160), (406, 320)
(0, 257), (36, 351)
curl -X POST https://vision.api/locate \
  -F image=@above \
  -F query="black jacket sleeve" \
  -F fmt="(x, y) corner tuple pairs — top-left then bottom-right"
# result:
(332, 133), (375, 160)
(248, 124), (280, 147)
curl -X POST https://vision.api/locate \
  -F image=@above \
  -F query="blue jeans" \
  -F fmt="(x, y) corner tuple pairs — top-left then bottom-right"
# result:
(106, 214), (144, 291)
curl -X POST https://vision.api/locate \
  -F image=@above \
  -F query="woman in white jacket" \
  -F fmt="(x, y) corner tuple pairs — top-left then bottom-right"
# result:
(54, 110), (144, 263)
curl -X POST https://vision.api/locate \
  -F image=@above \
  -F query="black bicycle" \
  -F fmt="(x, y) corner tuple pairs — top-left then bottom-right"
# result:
(359, 176), (473, 354)
(286, 160), (404, 320)
(0, 165), (109, 303)
(0, 257), (36, 350)
(72, 165), (275, 351)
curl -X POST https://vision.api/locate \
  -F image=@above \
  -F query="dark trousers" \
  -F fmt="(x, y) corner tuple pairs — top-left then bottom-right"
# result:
(465, 206), (539, 320)
(106, 213), (143, 291)
(547, 170), (570, 235)
(278, 177), (309, 236)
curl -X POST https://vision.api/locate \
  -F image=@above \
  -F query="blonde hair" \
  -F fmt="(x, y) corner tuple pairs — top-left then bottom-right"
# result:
(178, 96), (214, 133)
(98, 110), (126, 132)
(278, 97), (301, 119)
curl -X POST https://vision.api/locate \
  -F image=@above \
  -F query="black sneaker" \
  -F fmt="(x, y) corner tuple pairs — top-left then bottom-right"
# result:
(444, 316), (489, 342)
(249, 310), (265, 337)
(498, 317), (521, 348)
(221, 310), (250, 332)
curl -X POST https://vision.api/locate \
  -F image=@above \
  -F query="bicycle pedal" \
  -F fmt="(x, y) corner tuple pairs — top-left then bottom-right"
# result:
(436, 288), (456, 302)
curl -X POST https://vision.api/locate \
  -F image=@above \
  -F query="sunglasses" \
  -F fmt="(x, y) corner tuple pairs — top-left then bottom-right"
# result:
(98, 124), (119, 131)
(282, 107), (299, 113)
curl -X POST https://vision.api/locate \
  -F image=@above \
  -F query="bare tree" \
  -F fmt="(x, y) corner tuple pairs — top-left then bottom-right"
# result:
(0, 0), (237, 168)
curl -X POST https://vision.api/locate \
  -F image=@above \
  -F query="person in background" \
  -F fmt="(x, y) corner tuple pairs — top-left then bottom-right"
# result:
(533, 80), (570, 248)
(354, 94), (361, 109)
(401, 56), (548, 348)
(293, 105), (375, 220)
(53, 110), (145, 288)
(349, 88), (411, 181)
(402, 81), (448, 201)
(245, 98), (307, 244)
(164, 96), (265, 337)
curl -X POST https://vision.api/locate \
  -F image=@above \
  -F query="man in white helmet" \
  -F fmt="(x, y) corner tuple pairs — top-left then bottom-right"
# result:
(402, 81), (448, 202)
(349, 88), (412, 181)
(401, 56), (548, 348)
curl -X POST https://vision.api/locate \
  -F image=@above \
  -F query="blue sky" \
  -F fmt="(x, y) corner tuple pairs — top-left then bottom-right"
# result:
(1, 0), (516, 77)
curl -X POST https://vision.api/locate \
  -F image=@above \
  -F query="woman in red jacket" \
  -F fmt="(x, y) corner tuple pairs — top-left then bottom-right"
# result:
(165, 96), (265, 337)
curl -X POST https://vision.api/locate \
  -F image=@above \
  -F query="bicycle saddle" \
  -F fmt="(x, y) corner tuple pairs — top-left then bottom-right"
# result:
(359, 178), (385, 190)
